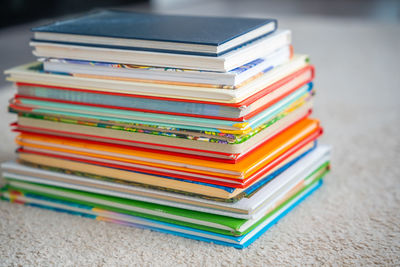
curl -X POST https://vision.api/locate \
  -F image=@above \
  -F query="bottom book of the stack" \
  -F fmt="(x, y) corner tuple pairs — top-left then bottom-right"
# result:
(0, 145), (330, 248)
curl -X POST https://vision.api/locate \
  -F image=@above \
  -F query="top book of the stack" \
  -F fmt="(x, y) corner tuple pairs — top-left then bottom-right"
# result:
(30, 10), (284, 72)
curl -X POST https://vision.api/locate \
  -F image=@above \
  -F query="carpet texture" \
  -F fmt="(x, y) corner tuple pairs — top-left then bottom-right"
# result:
(0, 14), (399, 266)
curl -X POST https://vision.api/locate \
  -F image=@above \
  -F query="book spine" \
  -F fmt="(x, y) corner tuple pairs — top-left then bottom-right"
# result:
(17, 85), (242, 118)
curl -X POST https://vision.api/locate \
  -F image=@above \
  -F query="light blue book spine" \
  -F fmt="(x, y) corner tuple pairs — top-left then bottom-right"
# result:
(18, 85), (241, 118)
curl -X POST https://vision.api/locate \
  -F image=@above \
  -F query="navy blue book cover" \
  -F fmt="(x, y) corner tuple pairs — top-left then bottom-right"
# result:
(32, 10), (277, 46)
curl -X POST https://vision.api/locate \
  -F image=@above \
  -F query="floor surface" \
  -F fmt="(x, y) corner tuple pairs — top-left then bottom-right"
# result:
(0, 2), (399, 266)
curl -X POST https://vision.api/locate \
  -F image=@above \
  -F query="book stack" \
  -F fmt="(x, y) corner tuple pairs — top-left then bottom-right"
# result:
(1, 11), (331, 248)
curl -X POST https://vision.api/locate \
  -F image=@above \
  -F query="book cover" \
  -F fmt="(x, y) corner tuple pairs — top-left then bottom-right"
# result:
(32, 10), (277, 56)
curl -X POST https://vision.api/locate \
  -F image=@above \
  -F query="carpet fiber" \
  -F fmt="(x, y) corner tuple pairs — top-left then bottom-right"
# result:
(0, 14), (399, 266)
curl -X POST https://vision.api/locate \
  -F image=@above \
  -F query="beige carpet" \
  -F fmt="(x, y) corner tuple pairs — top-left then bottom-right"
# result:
(0, 13), (399, 266)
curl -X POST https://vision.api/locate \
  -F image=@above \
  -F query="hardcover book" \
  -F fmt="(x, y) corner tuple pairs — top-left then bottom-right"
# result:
(32, 10), (277, 56)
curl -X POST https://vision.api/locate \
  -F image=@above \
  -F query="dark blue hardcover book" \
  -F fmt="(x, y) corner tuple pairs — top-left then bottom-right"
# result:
(32, 10), (277, 56)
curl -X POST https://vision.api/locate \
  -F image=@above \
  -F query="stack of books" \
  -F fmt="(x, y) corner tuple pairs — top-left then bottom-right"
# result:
(1, 10), (331, 248)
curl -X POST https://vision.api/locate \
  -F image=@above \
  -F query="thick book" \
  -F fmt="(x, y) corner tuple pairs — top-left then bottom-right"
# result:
(31, 10), (277, 57)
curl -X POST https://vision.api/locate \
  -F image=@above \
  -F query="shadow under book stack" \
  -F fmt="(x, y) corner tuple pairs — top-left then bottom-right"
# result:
(1, 11), (331, 248)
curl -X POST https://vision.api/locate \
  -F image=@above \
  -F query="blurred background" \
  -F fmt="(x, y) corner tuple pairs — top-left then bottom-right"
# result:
(2, 0), (399, 27)
(1, 0), (399, 87)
